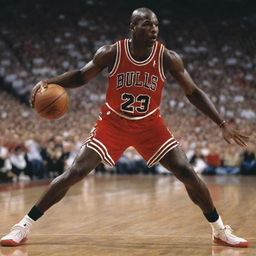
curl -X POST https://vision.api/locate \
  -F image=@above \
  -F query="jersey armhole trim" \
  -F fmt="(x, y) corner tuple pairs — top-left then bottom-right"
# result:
(109, 41), (121, 77)
(158, 44), (166, 82)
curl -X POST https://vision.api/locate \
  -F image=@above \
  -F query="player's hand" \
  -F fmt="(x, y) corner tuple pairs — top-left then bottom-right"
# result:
(221, 123), (250, 147)
(30, 80), (48, 108)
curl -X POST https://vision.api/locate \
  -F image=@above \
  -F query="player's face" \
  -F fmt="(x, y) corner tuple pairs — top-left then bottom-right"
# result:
(133, 15), (159, 46)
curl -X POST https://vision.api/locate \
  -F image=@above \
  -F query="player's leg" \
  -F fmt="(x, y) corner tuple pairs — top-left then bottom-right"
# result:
(35, 146), (101, 212)
(159, 146), (248, 247)
(43, 107), (126, 214)
(160, 146), (214, 213)
(0, 146), (101, 246)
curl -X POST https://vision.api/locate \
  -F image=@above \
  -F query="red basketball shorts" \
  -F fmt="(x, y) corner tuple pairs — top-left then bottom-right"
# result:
(83, 105), (178, 167)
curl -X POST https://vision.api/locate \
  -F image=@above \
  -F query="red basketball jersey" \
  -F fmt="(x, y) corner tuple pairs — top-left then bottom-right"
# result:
(106, 39), (166, 120)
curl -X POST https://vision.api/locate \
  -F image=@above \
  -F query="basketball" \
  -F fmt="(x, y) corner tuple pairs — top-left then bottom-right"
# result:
(34, 84), (69, 120)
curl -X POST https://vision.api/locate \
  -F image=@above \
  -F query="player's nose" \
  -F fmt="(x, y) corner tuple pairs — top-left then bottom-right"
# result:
(151, 24), (158, 34)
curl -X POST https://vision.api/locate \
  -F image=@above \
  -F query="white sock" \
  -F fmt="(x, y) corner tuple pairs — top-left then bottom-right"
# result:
(18, 215), (34, 228)
(210, 216), (225, 234)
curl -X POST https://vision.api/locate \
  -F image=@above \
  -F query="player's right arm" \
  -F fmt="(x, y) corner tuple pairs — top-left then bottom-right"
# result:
(30, 44), (116, 107)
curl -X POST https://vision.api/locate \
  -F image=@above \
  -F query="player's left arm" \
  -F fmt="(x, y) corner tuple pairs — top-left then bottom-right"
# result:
(163, 48), (249, 147)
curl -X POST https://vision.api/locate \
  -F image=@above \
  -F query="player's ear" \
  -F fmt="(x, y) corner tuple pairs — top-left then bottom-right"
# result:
(130, 23), (135, 32)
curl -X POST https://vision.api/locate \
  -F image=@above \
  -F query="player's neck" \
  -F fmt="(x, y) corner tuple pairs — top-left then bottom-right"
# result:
(128, 38), (154, 61)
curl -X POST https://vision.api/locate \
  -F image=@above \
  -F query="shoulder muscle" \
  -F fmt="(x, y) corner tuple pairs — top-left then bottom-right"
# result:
(163, 48), (197, 95)
(163, 48), (184, 74)
(93, 44), (117, 69)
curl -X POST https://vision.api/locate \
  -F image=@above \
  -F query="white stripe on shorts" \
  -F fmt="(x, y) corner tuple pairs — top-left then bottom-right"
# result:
(147, 138), (178, 167)
(87, 138), (115, 167)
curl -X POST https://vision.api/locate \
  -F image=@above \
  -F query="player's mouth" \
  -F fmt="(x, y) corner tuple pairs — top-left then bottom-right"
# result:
(149, 36), (157, 42)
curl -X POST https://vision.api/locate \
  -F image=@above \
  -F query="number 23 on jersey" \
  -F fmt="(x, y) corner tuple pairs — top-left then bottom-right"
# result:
(121, 93), (150, 114)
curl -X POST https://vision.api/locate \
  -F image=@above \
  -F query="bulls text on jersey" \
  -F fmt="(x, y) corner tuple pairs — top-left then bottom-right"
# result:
(116, 71), (158, 91)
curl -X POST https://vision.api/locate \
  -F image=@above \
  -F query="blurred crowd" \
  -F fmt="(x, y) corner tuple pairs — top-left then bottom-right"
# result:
(0, 1), (255, 183)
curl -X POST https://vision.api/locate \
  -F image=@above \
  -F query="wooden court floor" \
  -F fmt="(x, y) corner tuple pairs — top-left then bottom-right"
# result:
(0, 175), (255, 256)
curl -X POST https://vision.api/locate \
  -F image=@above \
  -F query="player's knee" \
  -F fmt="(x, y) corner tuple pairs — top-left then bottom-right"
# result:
(64, 164), (91, 184)
(175, 164), (196, 182)
(71, 165), (88, 180)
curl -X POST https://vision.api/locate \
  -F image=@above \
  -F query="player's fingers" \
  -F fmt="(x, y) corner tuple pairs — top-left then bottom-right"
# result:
(30, 94), (36, 108)
(35, 80), (48, 91)
(233, 130), (250, 139)
(224, 136), (232, 144)
(235, 135), (248, 147)
(30, 91), (35, 107)
(237, 134), (250, 140)
(40, 80), (48, 88)
(30, 92), (37, 108)
(233, 136), (247, 147)
(234, 139), (246, 148)
(30, 87), (40, 108)
(29, 99), (33, 108)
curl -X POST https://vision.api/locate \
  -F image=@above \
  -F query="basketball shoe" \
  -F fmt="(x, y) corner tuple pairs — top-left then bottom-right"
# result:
(0, 224), (30, 246)
(213, 225), (248, 247)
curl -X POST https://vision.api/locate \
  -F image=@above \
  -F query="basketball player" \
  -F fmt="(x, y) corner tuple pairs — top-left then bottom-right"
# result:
(0, 8), (249, 247)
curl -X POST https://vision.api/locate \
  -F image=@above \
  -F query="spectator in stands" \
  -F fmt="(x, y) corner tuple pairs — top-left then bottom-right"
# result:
(0, 142), (13, 183)
(9, 146), (27, 182)
(115, 153), (129, 175)
(203, 145), (222, 175)
(41, 139), (57, 178)
(25, 139), (44, 179)
(51, 145), (66, 177)
(41, 139), (66, 178)
(190, 148), (207, 174)
(216, 146), (241, 175)
(240, 144), (256, 175)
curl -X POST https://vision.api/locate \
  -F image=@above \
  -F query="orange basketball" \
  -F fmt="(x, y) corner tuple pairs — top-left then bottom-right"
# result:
(34, 84), (69, 120)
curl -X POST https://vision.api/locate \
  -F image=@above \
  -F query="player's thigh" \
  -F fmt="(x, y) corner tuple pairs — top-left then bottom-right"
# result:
(159, 146), (195, 180)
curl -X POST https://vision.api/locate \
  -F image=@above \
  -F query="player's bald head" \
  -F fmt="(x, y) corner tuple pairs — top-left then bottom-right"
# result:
(130, 8), (157, 26)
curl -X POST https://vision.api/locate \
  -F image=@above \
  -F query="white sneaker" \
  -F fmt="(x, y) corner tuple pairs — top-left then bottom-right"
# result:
(213, 225), (248, 247)
(0, 224), (30, 246)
